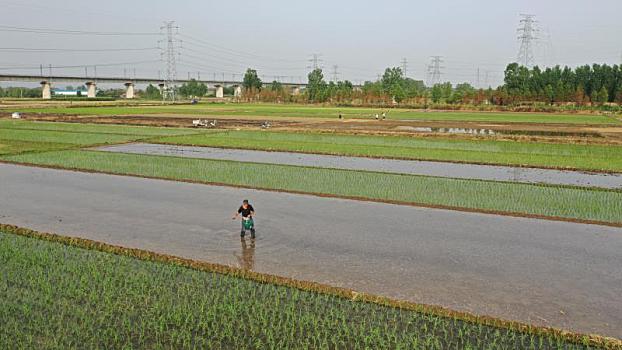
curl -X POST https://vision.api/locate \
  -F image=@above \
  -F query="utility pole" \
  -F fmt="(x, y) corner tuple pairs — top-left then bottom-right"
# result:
(331, 65), (339, 82)
(400, 58), (408, 77)
(517, 14), (538, 68)
(307, 53), (323, 70)
(427, 56), (444, 86)
(40, 64), (43, 77)
(160, 20), (180, 101)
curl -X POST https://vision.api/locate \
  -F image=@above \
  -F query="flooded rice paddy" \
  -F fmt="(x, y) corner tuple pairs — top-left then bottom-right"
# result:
(97, 143), (622, 189)
(2, 163), (621, 338)
(393, 126), (603, 138)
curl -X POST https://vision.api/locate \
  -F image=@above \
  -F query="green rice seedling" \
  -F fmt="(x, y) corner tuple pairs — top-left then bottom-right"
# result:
(3, 149), (620, 224)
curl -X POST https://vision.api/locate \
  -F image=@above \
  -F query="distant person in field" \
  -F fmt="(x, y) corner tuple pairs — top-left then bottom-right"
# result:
(338, 112), (342, 119)
(382, 111), (386, 120)
(232, 199), (256, 239)
(375, 113), (379, 120)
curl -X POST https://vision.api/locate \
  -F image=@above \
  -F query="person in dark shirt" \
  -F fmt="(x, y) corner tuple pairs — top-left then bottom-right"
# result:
(232, 199), (255, 239)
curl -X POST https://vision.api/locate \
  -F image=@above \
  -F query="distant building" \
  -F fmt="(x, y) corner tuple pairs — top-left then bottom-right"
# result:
(53, 89), (87, 96)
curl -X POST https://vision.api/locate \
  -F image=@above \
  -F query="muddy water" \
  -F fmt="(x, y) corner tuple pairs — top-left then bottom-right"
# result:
(394, 126), (603, 138)
(97, 143), (622, 189)
(1, 164), (621, 338)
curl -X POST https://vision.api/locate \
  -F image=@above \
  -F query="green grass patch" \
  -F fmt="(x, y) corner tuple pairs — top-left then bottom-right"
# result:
(156, 130), (622, 172)
(0, 119), (201, 136)
(0, 128), (143, 145)
(0, 230), (594, 349)
(3, 150), (620, 224)
(10, 103), (618, 124)
(0, 139), (72, 156)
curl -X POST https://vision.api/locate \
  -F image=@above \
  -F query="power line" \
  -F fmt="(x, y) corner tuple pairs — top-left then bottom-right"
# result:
(517, 14), (538, 68)
(179, 34), (304, 63)
(0, 59), (161, 71)
(0, 25), (159, 36)
(0, 47), (159, 52)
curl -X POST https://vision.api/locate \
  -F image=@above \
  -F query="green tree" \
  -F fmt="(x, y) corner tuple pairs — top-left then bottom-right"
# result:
(270, 80), (283, 92)
(450, 83), (475, 104)
(178, 79), (207, 98)
(307, 68), (327, 102)
(242, 68), (262, 90)
(431, 84), (443, 103)
(544, 84), (554, 104)
(381, 67), (404, 92)
(593, 86), (609, 105)
(144, 84), (161, 100)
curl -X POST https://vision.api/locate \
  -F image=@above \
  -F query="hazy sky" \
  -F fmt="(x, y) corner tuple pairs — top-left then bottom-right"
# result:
(1, 0), (621, 87)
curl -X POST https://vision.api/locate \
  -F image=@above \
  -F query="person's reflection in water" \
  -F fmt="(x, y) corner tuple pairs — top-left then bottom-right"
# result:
(234, 238), (255, 270)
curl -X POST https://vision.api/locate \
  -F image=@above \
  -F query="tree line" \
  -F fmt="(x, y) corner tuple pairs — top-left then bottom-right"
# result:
(501, 63), (622, 105)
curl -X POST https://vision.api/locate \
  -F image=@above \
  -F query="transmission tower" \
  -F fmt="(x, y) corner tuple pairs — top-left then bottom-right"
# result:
(307, 53), (323, 70)
(160, 21), (180, 101)
(331, 65), (339, 82)
(427, 56), (444, 86)
(400, 58), (408, 77)
(517, 14), (538, 68)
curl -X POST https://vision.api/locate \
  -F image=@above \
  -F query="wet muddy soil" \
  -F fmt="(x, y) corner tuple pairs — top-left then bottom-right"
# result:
(8, 113), (622, 144)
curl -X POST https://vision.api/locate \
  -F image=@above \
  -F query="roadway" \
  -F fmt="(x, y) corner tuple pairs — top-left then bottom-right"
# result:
(1, 163), (620, 338)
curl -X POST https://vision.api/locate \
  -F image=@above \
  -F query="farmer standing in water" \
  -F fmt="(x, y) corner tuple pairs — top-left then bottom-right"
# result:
(232, 199), (256, 239)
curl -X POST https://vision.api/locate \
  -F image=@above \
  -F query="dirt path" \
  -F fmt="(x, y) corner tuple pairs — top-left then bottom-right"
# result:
(1, 163), (620, 339)
(9, 113), (622, 144)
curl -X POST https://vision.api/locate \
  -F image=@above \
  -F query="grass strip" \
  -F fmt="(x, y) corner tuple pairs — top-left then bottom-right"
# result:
(0, 139), (73, 156)
(9, 103), (618, 124)
(0, 119), (202, 136)
(2, 150), (620, 224)
(1, 224), (618, 349)
(155, 130), (622, 173)
(0, 128), (145, 145)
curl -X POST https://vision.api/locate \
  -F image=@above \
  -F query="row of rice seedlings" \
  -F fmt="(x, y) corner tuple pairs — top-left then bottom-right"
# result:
(0, 128), (140, 145)
(155, 130), (622, 172)
(2, 150), (620, 224)
(0, 119), (201, 137)
(1, 224), (619, 349)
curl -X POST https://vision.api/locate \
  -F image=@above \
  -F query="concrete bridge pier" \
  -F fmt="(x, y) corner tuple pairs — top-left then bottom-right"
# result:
(158, 83), (165, 97)
(233, 85), (242, 97)
(215, 85), (224, 98)
(292, 86), (301, 96)
(85, 81), (97, 98)
(124, 82), (135, 99)
(40, 81), (52, 99)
